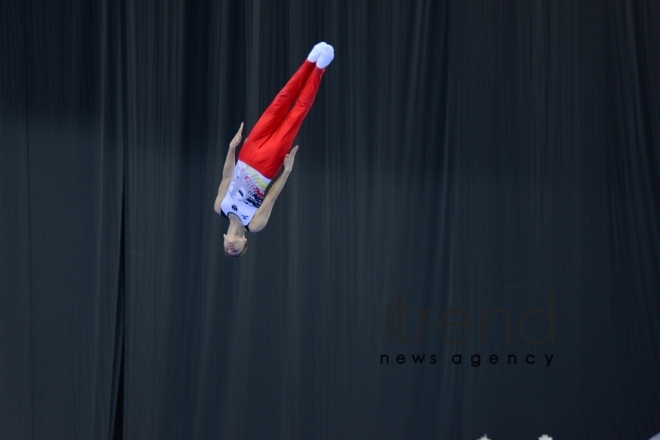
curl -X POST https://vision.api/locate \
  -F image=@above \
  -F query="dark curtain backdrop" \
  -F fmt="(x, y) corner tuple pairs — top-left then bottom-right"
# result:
(1, 1), (659, 439)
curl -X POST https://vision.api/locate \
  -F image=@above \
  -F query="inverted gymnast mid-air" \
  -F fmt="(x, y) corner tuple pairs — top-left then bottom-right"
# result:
(214, 42), (334, 257)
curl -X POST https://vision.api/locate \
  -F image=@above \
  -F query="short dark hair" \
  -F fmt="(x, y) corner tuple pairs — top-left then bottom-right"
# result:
(223, 242), (248, 259)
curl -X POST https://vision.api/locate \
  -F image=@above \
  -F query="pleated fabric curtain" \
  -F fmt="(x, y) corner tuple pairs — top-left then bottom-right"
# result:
(1, 1), (658, 439)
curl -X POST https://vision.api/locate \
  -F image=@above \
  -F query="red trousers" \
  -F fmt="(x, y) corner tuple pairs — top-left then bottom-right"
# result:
(238, 60), (325, 179)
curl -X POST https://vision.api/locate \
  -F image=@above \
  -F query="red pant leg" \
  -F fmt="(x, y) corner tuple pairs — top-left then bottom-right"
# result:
(259, 68), (325, 176)
(240, 63), (325, 179)
(239, 60), (316, 162)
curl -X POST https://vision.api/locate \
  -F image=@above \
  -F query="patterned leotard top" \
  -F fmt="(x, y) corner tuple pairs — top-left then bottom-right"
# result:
(219, 160), (272, 229)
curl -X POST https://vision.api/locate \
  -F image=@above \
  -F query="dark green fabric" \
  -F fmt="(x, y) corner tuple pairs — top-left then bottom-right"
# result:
(1, 1), (659, 438)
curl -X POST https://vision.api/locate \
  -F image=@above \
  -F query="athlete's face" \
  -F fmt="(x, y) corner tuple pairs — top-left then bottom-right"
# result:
(223, 233), (247, 256)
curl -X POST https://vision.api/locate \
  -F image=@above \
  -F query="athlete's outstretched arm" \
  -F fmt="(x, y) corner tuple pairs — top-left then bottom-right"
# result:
(248, 146), (298, 232)
(214, 123), (243, 213)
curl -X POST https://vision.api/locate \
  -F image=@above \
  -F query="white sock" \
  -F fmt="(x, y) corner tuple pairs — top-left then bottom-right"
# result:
(316, 45), (334, 69)
(307, 42), (328, 62)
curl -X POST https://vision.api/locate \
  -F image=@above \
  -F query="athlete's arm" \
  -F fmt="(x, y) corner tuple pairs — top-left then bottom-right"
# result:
(248, 145), (298, 232)
(214, 123), (243, 214)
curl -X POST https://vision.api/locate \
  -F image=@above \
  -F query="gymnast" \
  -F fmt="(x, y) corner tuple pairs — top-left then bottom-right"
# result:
(214, 42), (334, 257)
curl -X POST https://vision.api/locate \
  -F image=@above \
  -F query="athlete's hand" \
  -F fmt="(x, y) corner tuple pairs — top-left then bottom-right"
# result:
(283, 145), (299, 172)
(229, 122), (244, 149)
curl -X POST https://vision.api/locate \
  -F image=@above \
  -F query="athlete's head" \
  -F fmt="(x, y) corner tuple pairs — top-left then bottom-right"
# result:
(223, 232), (248, 258)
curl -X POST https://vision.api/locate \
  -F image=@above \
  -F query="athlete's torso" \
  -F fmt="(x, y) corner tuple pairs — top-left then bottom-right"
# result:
(220, 160), (272, 228)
